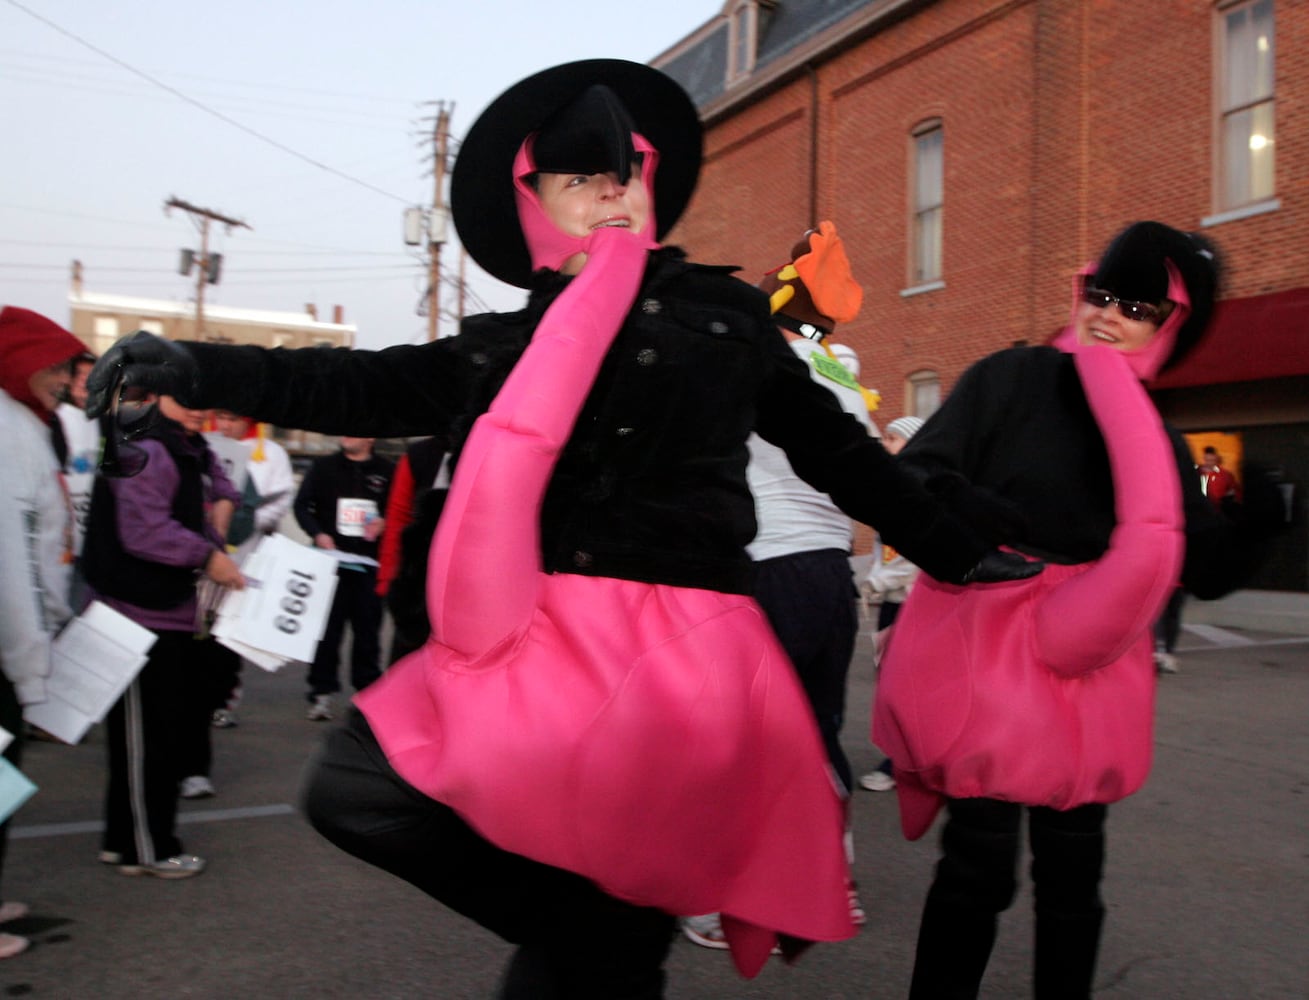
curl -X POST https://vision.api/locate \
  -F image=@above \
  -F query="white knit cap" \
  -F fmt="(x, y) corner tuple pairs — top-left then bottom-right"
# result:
(885, 416), (924, 440)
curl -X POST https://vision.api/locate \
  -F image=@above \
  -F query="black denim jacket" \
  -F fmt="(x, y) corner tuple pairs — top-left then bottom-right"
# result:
(188, 248), (984, 593)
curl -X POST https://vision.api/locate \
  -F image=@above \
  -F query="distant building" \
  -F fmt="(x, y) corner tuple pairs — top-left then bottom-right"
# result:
(68, 274), (356, 456)
(655, 0), (1308, 600)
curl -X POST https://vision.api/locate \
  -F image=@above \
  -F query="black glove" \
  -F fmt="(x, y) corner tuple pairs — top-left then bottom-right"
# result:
(85, 331), (200, 418)
(961, 549), (1044, 584)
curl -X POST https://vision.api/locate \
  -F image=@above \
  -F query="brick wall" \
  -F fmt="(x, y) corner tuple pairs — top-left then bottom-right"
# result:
(668, 0), (1308, 416)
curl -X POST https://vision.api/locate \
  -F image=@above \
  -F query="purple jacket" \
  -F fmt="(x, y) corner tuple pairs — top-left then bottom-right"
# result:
(91, 431), (239, 633)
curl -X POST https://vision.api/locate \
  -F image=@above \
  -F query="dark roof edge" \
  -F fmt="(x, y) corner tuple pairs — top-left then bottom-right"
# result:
(655, 0), (937, 125)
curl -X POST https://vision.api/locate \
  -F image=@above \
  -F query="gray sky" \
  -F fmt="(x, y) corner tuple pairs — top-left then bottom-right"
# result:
(0, 0), (716, 349)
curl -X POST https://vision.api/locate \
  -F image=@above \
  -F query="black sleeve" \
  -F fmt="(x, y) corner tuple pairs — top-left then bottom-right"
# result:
(753, 323), (987, 583)
(293, 459), (324, 540)
(182, 326), (485, 439)
(895, 352), (1031, 546)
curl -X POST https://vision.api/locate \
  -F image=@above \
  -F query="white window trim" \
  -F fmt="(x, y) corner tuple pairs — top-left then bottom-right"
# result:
(910, 119), (944, 287)
(1201, 196), (1280, 228)
(900, 280), (946, 298)
(1213, 0), (1276, 212)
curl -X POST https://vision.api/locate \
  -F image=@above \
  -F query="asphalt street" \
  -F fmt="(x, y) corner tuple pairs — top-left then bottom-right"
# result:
(3, 616), (1306, 999)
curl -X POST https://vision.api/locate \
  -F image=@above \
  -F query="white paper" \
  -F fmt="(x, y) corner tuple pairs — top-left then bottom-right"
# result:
(0, 725), (12, 755)
(212, 533), (339, 670)
(320, 548), (380, 570)
(24, 602), (157, 744)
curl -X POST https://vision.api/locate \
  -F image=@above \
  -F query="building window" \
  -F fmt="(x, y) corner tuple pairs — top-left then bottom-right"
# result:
(912, 121), (944, 284)
(728, 0), (772, 82)
(92, 316), (119, 339)
(139, 320), (164, 335)
(907, 370), (941, 419)
(1218, 0), (1275, 209)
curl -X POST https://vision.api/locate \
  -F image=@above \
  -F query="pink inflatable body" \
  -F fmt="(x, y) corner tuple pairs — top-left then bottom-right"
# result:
(357, 227), (853, 977)
(873, 320), (1186, 840)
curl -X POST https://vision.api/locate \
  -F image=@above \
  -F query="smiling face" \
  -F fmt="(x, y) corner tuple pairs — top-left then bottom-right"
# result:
(1073, 295), (1170, 353)
(536, 163), (650, 274)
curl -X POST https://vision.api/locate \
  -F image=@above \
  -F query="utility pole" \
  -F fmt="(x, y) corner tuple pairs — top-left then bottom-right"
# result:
(426, 103), (452, 342)
(165, 196), (251, 341)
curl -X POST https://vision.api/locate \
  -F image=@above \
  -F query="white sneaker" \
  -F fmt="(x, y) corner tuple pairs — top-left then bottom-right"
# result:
(1154, 652), (1180, 674)
(179, 775), (215, 799)
(681, 913), (729, 950)
(859, 770), (896, 792)
(211, 708), (238, 728)
(306, 694), (334, 721)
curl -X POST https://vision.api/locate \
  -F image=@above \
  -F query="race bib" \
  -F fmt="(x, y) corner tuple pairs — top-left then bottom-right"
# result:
(337, 498), (379, 537)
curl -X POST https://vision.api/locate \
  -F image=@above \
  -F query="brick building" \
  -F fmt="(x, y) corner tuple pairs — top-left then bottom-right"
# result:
(654, 0), (1308, 600)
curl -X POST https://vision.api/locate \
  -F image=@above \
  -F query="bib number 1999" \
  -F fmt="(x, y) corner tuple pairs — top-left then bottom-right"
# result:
(274, 570), (315, 634)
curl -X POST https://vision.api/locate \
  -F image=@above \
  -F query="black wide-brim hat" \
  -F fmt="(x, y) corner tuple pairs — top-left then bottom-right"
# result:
(451, 59), (703, 289)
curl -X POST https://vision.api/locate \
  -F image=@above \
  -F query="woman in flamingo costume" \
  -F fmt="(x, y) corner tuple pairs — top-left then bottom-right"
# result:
(873, 222), (1271, 998)
(85, 60), (1037, 997)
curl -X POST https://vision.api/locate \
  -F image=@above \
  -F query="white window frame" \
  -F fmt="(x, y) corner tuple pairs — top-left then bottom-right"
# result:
(911, 120), (944, 286)
(1215, 0), (1276, 212)
(907, 370), (941, 420)
(727, 0), (759, 83)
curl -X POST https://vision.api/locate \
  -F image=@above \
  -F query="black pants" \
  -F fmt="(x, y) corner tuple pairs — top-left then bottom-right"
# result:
(302, 709), (675, 999)
(753, 548), (858, 795)
(909, 798), (1108, 1000)
(176, 640), (241, 779)
(307, 568), (383, 700)
(103, 631), (215, 864)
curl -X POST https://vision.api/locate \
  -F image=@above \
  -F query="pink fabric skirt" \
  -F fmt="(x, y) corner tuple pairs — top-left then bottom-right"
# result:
(873, 563), (1157, 841)
(356, 572), (855, 976)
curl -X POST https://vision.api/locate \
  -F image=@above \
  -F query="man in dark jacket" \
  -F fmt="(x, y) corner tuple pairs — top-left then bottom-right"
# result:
(293, 437), (393, 720)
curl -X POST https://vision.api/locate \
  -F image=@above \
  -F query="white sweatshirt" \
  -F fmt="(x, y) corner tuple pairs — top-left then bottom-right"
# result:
(0, 390), (73, 705)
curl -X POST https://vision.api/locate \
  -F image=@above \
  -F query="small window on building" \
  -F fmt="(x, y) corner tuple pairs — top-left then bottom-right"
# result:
(1218, 0), (1275, 209)
(912, 121), (944, 284)
(138, 320), (164, 335)
(907, 370), (941, 419)
(92, 316), (119, 339)
(728, 0), (772, 82)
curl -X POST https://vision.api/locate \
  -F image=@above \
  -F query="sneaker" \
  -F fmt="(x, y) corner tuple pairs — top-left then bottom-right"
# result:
(117, 854), (207, 879)
(681, 913), (728, 950)
(211, 708), (238, 728)
(847, 882), (867, 927)
(1154, 651), (1180, 674)
(179, 775), (215, 799)
(859, 770), (896, 792)
(0, 933), (28, 960)
(98, 850), (123, 865)
(306, 694), (334, 721)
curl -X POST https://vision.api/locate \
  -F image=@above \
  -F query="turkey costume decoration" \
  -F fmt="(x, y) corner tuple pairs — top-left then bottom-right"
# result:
(353, 60), (854, 976)
(873, 222), (1217, 840)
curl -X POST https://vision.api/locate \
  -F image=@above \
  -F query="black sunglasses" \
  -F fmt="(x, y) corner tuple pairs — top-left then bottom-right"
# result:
(97, 369), (158, 478)
(1081, 286), (1165, 325)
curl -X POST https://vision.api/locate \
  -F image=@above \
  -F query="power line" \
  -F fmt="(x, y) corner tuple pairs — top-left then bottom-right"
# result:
(4, 0), (410, 204)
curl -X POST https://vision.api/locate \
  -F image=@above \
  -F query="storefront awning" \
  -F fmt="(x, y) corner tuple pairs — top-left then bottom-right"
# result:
(1151, 287), (1309, 390)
